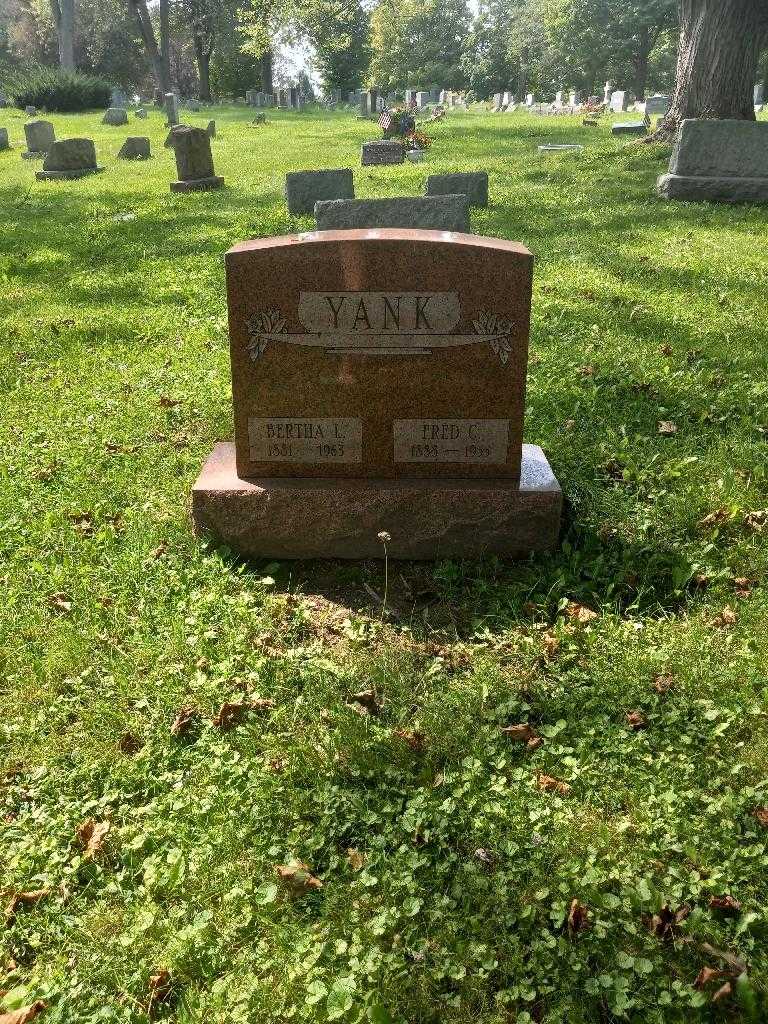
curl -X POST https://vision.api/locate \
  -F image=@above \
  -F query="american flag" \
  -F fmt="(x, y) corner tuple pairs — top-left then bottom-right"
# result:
(378, 108), (392, 131)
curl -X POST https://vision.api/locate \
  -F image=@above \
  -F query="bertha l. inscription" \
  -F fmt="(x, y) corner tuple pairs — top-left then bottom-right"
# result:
(246, 292), (514, 362)
(249, 417), (362, 463)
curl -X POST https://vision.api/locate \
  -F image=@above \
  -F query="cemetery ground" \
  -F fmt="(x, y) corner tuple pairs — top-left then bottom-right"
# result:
(1, 104), (768, 1024)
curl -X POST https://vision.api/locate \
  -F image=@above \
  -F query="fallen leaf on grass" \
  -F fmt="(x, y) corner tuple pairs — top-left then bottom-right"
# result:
(158, 396), (181, 408)
(648, 903), (690, 939)
(4, 889), (50, 921)
(69, 513), (94, 537)
(625, 711), (647, 730)
(733, 577), (756, 598)
(564, 602), (598, 625)
(394, 729), (426, 753)
(744, 509), (768, 531)
(710, 606), (737, 628)
(693, 966), (722, 990)
(567, 898), (588, 933)
(537, 774), (571, 795)
(474, 848), (497, 867)
(500, 723), (536, 742)
(147, 968), (172, 1011)
(212, 698), (275, 731)
(348, 689), (381, 715)
(0, 1001), (46, 1024)
(170, 705), (198, 737)
(657, 420), (677, 435)
(709, 894), (741, 915)
(697, 508), (730, 529)
(652, 673), (674, 694)
(118, 733), (142, 755)
(76, 818), (110, 859)
(711, 981), (732, 1003)
(47, 593), (72, 614)
(346, 848), (366, 871)
(274, 861), (323, 894)
(753, 807), (768, 828)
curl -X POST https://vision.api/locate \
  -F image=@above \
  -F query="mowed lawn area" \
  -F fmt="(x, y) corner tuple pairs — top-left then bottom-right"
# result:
(2, 105), (768, 1024)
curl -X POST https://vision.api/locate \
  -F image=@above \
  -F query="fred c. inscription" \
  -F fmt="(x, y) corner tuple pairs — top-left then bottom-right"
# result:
(394, 419), (509, 463)
(249, 417), (362, 463)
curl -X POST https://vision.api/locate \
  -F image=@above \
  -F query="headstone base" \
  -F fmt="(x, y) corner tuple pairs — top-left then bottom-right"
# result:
(657, 173), (768, 203)
(21, 151), (46, 160)
(170, 175), (225, 192)
(191, 442), (562, 560)
(35, 166), (103, 180)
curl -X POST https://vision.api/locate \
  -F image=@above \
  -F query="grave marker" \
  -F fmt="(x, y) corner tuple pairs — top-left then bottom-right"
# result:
(35, 138), (102, 180)
(118, 136), (151, 159)
(0, 128), (9, 151)
(192, 228), (561, 558)
(21, 120), (55, 159)
(361, 140), (404, 165)
(169, 126), (223, 192)
(426, 171), (488, 208)
(102, 107), (128, 126)
(658, 118), (768, 202)
(285, 168), (354, 215)
(314, 196), (470, 232)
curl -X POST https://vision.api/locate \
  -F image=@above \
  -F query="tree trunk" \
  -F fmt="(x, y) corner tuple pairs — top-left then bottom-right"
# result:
(159, 0), (171, 95)
(194, 38), (212, 101)
(261, 48), (273, 96)
(49, 0), (75, 69)
(632, 27), (651, 100)
(127, 0), (171, 96)
(191, 3), (214, 101)
(650, 0), (768, 141)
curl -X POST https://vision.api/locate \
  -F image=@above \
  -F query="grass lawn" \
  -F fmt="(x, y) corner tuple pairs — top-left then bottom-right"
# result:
(1, 103), (768, 1024)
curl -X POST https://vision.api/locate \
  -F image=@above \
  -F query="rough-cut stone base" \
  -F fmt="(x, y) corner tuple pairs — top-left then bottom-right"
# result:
(35, 166), (103, 180)
(170, 175), (224, 192)
(657, 173), (768, 203)
(21, 150), (46, 160)
(191, 442), (562, 560)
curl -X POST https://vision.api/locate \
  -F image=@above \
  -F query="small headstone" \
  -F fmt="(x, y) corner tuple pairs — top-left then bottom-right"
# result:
(645, 94), (670, 117)
(25, 105), (37, 117)
(169, 125), (224, 192)
(102, 107), (128, 126)
(0, 128), (9, 151)
(35, 138), (102, 180)
(553, 90), (563, 108)
(314, 195), (470, 232)
(117, 136), (151, 159)
(658, 118), (768, 203)
(525, 93), (534, 106)
(612, 121), (647, 135)
(359, 92), (369, 117)
(361, 140), (404, 166)
(191, 229), (562, 558)
(206, 120), (216, 138)
(754, 84), (764, 105)
(406, 149), (425, 162)
(135, 107), (147, 119)
(537, 144), (583, 153)
(603, 80), (613, 104)
(285, 168), (354, 215)
(110, 87), (128, 107)
(21, 120), (55, 159)
(415, 91), (430, 109)
(0, 93), (7, 108)
(164, 92), (179, 126)
(609, 90), (629, 112)
(426, 171), (488, 208)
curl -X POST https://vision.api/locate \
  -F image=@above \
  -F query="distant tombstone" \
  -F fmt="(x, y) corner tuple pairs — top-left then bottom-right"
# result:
(609, 90), (629, 112)
(117, 136), (151, 159)
(206, 120), (216, 138)
(425, 171), (488, 208)
(102, 107), (128, 126)
(170, 126), (223, 192)
(25, 105), (37, 116)
(0, 93), (7, 108)
(645, 94), (670, 117)
(314, 195), (470, 232)
(501, 91), (511, 107)
(285, 168), (354, 215)
(110, 87), (128, 107)
(754, 84), (765, 105)
(525, 93), (534, 106)
(612, 121), (647, 135)
(289, 86), (299, 108)
(135, 107), (147, 119)
(415, 91), (430, 108)
(359, 92), (369, 117)
(361, 140), (404, 166)
(35, 138), (102, 180)
(603, 80), (613, 104)
(658, 118), (768, 202)
(538, 144), (583, 153)
(439, 90), (447, 103)
(21, 120), (55, 159)
(164, 92), (179, 125)
(245, 89), (257, 105)
(0, 128), (9, 151)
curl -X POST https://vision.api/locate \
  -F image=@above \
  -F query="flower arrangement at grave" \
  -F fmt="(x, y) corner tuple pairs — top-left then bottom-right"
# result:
(377, 107), (432, 150)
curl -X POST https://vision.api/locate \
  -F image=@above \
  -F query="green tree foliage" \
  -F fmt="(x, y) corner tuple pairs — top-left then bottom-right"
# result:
(462, 0), (554, 99)
(301, 0), (370, 96)
(369, 0), (470, 91)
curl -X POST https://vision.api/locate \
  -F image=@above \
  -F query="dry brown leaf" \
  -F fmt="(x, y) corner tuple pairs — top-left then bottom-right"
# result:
(47, 593), (72, 614)
(711, 605), (737, 628)
(76, 818), (110, 859)
(346, 848), (366, 871)
(660, 343), (673, 356)
(212, 699), (275, 731)
(118, 733), (142, 755)
(274, 861), (324, 894)
(753, 807), (768, 828)
(567, 898), (588, 934)
(474, 847), (497, 867)
(711, 981), (732, 1003)
(537, 774), (571, 795)
(565, 602), (598, 625)
(4, 889), (50, 921)
(625, 711), (647, 730)
(744, 509), (768, 531)
(709, 894), (741, 915)
(648, 903), (690, 939)
(500, 724), (536, 742)
(527, 736), (544, 751)
(69, 513), (94, 537)
(697, 508), (730, 529)
(170, 705), (198, 737)
(0, 1001), (47, 1024)
(658, 420), (678, 435)
(733, 577), (756, 598)
(653, 673), (674, 694)
(541, 631), (560, 659)
(147, 968), (172, 1011)
(348, 690), (381, 715)
(394, 729), (426, 753)
(693, 966), (722, 990)
(158, 396), (181, 408)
